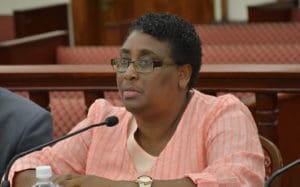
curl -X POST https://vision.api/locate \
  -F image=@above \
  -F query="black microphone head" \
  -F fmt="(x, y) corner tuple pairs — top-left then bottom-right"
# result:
(105, 116), (119, 127)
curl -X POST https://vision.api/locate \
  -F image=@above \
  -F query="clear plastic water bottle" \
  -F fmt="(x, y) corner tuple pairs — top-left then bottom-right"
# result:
(32, 165), (59, 187)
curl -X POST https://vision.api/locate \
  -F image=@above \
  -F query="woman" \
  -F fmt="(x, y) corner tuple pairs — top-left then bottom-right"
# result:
(11, 12), (264, 187)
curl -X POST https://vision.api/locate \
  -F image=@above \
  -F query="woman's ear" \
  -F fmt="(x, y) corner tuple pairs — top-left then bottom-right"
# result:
(178, 64), (192, 89)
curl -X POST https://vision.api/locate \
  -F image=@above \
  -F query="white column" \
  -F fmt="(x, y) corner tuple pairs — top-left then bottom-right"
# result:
(227, 0), (276, 22)
(213, 0), (222, 22)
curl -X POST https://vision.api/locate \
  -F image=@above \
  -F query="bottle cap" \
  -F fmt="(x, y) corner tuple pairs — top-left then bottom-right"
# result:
(36, 165), (52, 179)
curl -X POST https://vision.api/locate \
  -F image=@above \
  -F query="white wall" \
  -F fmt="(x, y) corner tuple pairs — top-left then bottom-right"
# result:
(0, 0), (69, 15)
(227, 0), (277, 22)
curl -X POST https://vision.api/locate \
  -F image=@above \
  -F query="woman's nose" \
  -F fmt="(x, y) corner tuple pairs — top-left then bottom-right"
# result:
(123, 63), (138, 80)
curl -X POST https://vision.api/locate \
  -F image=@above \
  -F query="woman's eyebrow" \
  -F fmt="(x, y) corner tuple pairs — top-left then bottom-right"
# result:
(139, 49), (158, 57)
(120, 48), (160, 58)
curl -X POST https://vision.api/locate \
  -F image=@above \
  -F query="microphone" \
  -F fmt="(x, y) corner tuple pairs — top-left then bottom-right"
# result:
(1, 116), (119, 187)
(265, 158), (300, 187)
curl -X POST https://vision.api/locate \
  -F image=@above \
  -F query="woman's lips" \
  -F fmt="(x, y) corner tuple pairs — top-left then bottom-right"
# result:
(123, 90), (139, 98)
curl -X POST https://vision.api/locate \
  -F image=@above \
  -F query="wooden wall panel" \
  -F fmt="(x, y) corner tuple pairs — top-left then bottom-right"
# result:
(278, 94), (300, 187)
(14, 4), (68, 38)
(71, 0), (101, 45)
(248, 0), (298, 22)
(71, 0), (214, 45)
(0, 15), (15, 42)
(130, 0), (213, 24)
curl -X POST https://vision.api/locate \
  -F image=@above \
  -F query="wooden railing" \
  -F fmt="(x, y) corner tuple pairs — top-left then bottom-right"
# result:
(0, 30), (68, 65)
(1, 64), (300, 145)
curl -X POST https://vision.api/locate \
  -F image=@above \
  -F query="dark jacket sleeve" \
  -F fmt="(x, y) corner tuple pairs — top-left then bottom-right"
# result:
(16, 109), (53, 154)
(0, 88), (53, 177)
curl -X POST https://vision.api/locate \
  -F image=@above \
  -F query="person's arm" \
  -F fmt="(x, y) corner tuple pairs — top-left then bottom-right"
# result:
(8, 100), (117, 186)
(17, 110), (53, 153)
(8, 117), (93, 186)
(14, 171), (196, 187)
(184, 95), (265, 187)
(13, 170), (35, 187)
(73, 176), (196, 187)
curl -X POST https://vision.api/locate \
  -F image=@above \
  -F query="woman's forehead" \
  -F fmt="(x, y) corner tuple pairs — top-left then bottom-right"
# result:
(121, 31), (171, 58)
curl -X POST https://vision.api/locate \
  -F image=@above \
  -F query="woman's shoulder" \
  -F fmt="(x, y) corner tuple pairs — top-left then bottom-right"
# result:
(190, 89), (249, 117)
(192, 89), (243, 106)
(188, 90), (254, 129)
(86, 99), (129, 124)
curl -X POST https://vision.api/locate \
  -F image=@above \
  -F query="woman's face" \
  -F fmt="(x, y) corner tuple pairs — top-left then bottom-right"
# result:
(116, 31), (184, 116)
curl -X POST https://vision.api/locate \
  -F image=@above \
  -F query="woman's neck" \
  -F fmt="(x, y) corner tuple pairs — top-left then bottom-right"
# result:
(133, 91), (192, 156)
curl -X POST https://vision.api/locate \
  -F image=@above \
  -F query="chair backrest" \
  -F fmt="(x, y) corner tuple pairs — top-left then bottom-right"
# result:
(56, 46), (120, 65)
(53, 46), (122, 138)
(195, 22), (300, 45)
(202, 44), (300, 65)
(260, 135), (283, 187)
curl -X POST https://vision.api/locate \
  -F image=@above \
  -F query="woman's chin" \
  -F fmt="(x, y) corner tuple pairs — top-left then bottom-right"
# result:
(123, 100), (144, 113)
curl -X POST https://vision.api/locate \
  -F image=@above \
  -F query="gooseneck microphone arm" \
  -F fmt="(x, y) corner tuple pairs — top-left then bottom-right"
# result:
(1, 116), (119, 187)
(265, 158), (300, 187)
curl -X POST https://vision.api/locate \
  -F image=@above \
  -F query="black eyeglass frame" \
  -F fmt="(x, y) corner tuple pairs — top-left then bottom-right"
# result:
(111, 57), (172, 73)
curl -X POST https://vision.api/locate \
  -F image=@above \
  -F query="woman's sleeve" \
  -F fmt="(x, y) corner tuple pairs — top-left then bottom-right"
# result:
(8, 100), (103, 184)
(185, 95), (265, 187)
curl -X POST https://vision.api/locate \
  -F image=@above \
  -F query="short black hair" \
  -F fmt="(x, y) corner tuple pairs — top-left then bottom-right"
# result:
(128, 12), (202, 89)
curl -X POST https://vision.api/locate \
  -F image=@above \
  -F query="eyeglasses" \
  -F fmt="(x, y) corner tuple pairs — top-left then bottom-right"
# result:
(111, 58), (175, 73)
